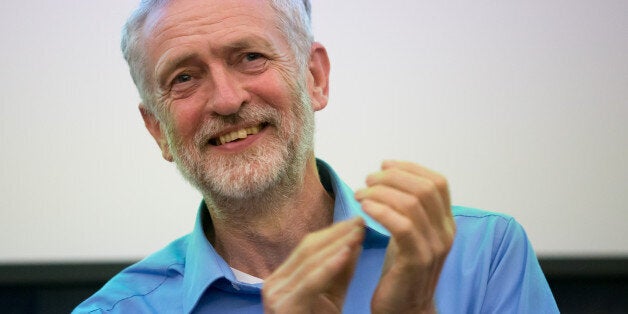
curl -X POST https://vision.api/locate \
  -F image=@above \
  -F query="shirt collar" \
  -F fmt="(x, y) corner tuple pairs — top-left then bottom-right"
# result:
(182, 205), (235, 313)
(316, 159), (390, 246)
(182, 158), (389, 312)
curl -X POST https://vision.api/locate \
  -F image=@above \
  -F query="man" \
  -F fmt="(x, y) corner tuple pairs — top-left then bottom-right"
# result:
(75, 0), (558, 313)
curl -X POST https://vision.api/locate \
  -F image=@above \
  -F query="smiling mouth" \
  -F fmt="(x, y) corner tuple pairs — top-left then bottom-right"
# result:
(209, 123), (268, 146)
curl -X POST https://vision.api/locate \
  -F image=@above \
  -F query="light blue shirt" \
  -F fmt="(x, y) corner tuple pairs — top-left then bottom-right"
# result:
(74, 159), (558, 313)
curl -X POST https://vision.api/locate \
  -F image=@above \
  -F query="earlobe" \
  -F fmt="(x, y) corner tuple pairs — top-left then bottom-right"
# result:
(307, 42), (330, 112)
(139, 104), (173, 162)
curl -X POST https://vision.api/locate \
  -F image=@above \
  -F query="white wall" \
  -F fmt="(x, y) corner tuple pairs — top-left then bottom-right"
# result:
(1, 0), (626, 263)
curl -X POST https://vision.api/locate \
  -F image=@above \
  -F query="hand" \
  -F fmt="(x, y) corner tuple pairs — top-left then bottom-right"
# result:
(355, 160), (456, 314)
(262, 217), (365, 314)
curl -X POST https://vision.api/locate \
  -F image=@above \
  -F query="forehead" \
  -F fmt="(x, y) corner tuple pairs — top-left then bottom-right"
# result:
(145, 0), (275, 31)
(141, 0), (285, 61)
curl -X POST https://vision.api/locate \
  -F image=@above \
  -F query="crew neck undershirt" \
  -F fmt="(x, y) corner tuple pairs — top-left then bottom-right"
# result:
(231, 267), (264, 284)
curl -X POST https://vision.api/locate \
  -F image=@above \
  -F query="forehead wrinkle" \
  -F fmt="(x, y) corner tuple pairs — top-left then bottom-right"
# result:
(217, 35), (278, 56)
(153, 31), (279, 83)
(143, 15), (210, 85)
(142, 0), (294, 93)
(146, 6), (272, 62)
(147, 1), (269, 43)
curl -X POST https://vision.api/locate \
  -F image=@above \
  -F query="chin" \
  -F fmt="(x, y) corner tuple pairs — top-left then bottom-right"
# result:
(176, 136), (296, 200)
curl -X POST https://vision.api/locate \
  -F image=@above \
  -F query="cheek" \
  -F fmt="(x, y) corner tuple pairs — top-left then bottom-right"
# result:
(168, 93), (208, 142)
(248, 71), (298, 112)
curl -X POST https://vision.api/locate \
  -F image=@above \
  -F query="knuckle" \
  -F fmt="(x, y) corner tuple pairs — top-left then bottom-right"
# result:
(389, 167), (405, 177)
(412, 180), (437, 201)
(433, 177), (450, 198)
(382, 168), (403, 183)
(414, 251), (434, 268)
(395, 218), (416, 239)
(401, 195), (421, 210)
(443, 219), (457, 241)
(430, 241), (446, 256)
(422, 180), (439, 196)
(433, 235), (455, 257)
(434, 175), (448, 189)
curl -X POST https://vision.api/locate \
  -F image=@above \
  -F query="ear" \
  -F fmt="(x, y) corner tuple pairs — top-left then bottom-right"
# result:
(139, 104), (173, 162)
(306, 42), (330, 112)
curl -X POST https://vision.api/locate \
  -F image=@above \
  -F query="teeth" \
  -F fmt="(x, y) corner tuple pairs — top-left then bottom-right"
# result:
(237, 129), (247, 139)
(218, 125), (261, 145)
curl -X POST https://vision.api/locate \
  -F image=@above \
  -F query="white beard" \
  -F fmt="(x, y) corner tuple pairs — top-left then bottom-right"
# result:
(165, 84), (315, 204)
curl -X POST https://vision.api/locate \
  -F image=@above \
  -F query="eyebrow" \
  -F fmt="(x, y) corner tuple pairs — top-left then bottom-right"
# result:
(220, 35), (275, 54)
(154, 51), (202, 87)
(154, 35), (278, 86)
(212, 35), (279, 63)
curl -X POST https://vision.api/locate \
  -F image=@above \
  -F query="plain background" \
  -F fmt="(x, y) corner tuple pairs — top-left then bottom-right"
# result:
(0, 0), (626, 262)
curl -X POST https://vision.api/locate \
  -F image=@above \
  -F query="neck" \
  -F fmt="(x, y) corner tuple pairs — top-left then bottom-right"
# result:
(203, 156), (335, 278)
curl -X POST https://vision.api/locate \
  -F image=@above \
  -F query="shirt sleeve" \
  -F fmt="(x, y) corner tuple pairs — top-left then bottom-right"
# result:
(480, 218), (559, 313)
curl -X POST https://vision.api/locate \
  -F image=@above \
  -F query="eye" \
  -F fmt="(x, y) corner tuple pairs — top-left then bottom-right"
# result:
(169, 72), (198, 95)
(244, 52), (263, 62)
(237, 52), (267, 74)
(173, 73), (192, 84)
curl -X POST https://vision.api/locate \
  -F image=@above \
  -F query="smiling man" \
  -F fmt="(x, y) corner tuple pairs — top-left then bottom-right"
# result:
(74, 0), (558, 313)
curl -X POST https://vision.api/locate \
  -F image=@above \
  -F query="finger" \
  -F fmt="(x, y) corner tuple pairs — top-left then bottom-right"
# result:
(265, 218), (365, 296)
(355, 185), (430, 236)
(288, 218), (365, 276)
(361, 197), (455, 288)
(381, 160), (451, 213)
(294, 242), (356, 294)
(265, 229), (362, 303)
(304, 236), (363, 306)
(381, 160), (438, 179)
(378, 161), (456, 244)
(273, 217), (365, 275)
(357, 181), (455, 255)
(263, 244), (358, 313)
(362, 170), (449, 225)
(359, 199), (428, 255)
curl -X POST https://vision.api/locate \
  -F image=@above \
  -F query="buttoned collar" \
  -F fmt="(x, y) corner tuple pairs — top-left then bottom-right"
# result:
(181, 159), (389, 313)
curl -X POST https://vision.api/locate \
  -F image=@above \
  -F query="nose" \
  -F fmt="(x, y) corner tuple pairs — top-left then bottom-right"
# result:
(207, 66), (249, 116)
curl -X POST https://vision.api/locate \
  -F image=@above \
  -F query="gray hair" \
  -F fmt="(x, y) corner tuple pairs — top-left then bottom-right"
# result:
(120, 0), (313, 115)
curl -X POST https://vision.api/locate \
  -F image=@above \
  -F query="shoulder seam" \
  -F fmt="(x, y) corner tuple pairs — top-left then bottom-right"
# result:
(89, 262), (184, 312)
(454, 213), (513, 222)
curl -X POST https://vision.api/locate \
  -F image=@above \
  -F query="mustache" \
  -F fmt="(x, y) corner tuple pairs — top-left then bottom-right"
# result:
(193, 104), (283, 146)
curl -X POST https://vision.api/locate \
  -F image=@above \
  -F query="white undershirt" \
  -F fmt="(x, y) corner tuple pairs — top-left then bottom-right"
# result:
(231, 267), (264, 284)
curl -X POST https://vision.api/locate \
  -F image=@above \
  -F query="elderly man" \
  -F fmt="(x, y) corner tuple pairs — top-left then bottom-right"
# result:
(75, 0), (558, 313)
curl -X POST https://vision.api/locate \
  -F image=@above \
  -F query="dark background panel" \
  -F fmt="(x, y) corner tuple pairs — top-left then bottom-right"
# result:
(0, 257), (626, 314)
